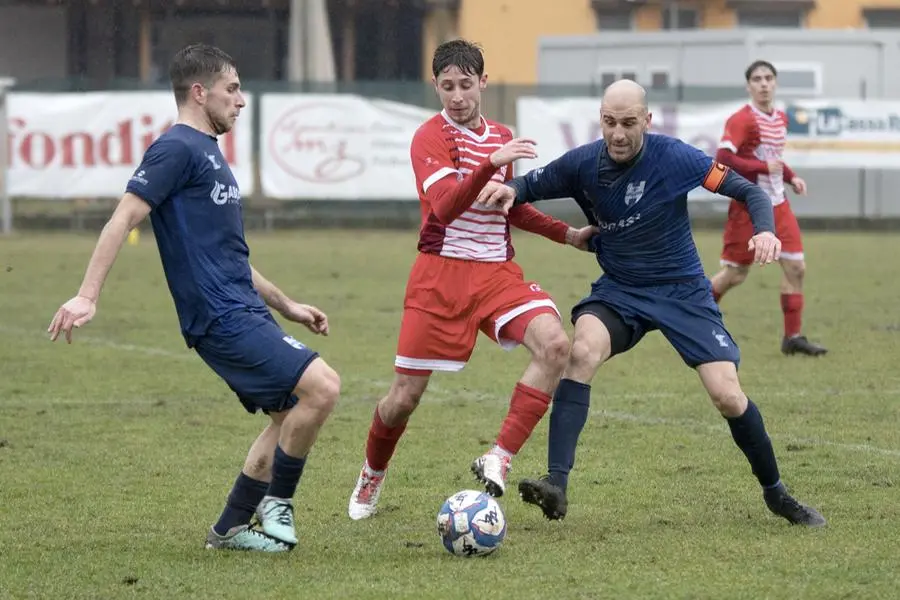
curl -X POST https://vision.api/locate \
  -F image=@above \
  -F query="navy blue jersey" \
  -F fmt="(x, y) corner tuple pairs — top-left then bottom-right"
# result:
(125, 124), (266, 345)
(510, 134), (738, 287)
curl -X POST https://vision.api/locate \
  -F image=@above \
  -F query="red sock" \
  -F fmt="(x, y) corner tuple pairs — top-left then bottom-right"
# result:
(495, 383), (551, 455)
(780, 293), (804, 338)
(365, 407), (407, 472)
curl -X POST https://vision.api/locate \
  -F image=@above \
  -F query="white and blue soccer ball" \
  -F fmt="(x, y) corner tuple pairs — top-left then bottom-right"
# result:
(436, 489), (507, 557)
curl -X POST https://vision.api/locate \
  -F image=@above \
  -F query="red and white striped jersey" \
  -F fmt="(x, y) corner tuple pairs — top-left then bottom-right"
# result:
(409, 111), (515, 262)
(718, 104), (788, 206)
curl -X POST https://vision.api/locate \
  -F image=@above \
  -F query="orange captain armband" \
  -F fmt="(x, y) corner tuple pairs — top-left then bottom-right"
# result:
(702, 161), (730, 193)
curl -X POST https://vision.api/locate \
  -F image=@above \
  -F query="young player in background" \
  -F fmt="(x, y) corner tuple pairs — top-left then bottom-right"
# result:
(347, 39), (597, 521)
(709, 60), (827, 357)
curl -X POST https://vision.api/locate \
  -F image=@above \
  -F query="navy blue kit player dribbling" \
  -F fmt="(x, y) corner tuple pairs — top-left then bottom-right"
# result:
(480, 79), (825, 528)
(48, 44), (342, 552)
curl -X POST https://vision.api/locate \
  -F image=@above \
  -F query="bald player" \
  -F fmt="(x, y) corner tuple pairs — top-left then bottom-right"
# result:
(479, 79), (825, 528)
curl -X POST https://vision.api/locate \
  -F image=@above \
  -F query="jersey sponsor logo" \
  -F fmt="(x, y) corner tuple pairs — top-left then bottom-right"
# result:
(282, 335), (306, 350)
(624, 181), (645, 207)
(210, 181), (241, 205)
(598, 213), (641, 233)
(129, 169), (148, 186)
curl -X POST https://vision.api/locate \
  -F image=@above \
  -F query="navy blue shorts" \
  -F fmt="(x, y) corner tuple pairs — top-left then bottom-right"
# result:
(193, 309), (320, 414)
(571, 276), (740, 368)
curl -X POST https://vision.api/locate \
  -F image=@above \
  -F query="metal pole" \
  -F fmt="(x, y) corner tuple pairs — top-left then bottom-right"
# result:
(858, 78), (867, 219)
(0, 78), (15, 236)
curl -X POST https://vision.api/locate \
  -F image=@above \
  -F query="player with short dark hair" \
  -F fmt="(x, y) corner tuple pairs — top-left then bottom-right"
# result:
(48, 43), (341, 552)
(346, 39), (597, 521)
(710, 60), (827, 357)
(479, 79), (825, 528)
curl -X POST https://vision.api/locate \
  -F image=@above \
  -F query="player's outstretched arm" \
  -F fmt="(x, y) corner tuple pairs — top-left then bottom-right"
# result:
(250, 266), (329, 336)
(506, 203), (598, 251)
(479, 149), (583, 214)
(48, 193), (151, 343)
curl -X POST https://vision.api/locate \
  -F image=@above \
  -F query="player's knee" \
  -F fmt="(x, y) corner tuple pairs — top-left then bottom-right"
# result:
(782, 259), (805, 283)
(536, 329), (570, 375)
(710, 388), (746, 418)
(569, 336), (606, 372)
(728, 266), (750, 287)
(298, 361), (341, 416)
(386, 375), (428, 418)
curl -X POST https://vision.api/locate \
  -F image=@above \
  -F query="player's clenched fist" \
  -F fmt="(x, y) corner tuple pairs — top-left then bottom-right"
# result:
(48, 295), (97, 343)
(747, 231), (781, 266)
(490, 137), (537, 167)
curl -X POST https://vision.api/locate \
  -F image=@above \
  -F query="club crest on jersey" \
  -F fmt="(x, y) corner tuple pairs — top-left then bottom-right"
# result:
(624, 181), (646, 207)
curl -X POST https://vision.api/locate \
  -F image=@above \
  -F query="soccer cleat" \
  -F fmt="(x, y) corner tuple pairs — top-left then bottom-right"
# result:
(781, 335), (828, 357)
(255, 496), (298, 545)
(204, 524), (292, 552)
(348, 463), (386, 521)
(763, 483), (827, 528)
(471, 452), (511, 497)
(518, 475), (568, 521)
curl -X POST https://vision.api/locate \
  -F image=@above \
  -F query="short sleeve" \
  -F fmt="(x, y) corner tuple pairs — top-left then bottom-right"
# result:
(125, 137), (194, 209)
(410, 125), (457, 195)
(718, 113), (747, 154)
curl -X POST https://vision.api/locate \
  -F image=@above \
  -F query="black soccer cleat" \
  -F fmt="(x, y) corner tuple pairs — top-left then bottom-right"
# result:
(782, 335), (828, 357)
(518, 476), (568, 521)
(764, 483), (827, 528)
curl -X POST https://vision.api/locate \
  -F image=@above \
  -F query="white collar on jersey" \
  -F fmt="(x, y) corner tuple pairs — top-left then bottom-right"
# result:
(440, 110), (492, 143)
(748, 102), (783, 121)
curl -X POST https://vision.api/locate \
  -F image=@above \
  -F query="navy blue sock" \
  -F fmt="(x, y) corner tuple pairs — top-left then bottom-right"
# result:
(213, 472), (269, 536)
(726, 399), (781, 489)
(547, 378), (592, 493)
(266, 445), (307, 500)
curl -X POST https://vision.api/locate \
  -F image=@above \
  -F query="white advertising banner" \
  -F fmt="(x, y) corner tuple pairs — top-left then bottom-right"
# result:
(260, 94), (433, 200)
(7, 91), (255, 198)
(516, 97), (900, 174)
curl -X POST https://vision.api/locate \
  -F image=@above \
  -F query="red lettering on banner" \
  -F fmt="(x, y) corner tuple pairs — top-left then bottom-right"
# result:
(8, 113), (241, 169)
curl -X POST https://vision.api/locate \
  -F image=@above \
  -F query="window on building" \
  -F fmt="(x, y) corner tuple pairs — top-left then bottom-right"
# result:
(650, 70), (670, 89)
(771, 62), (822, 96)
(736, 9), (804, 28)
(865, 9), (900, 28)
(598, 68), (639, 89)
(661, 6), (699, 29)
(595, 9), (633, 30)
(600, 71), (618, 88)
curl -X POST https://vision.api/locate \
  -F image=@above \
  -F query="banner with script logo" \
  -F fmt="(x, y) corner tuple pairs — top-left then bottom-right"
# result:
(260, 94), (434, 200)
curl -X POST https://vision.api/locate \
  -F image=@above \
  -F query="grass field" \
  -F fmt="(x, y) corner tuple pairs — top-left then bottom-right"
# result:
(1, 228), (899, 600)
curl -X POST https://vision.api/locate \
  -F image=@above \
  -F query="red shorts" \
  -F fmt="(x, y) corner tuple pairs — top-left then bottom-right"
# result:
(394, 253), (560, 374)
(721, 198), (804, 266)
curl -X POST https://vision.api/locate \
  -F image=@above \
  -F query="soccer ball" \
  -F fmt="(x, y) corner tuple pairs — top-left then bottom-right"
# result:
(436, 489), (507, 557)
